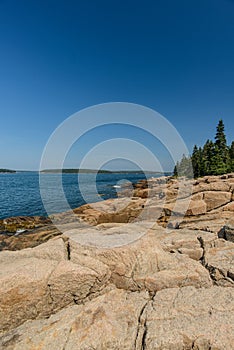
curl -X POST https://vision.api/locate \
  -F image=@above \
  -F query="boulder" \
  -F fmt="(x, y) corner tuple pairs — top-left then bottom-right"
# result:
(73, 197), (146, 225)
(158, 228), (216, 260)
(0, 237), (111, 332)
(163, 198), (207, 217)
(68, 227), (212, 292)
(0, 238), (67, 332)
(193, 181), (231, 194)
(203, 191), (232, 211)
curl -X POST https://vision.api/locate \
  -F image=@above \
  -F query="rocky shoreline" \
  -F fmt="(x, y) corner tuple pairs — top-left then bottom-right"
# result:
(0, 173), (234, 349)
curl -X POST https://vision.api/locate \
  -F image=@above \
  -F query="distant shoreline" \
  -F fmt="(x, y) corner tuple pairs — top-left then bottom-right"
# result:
(40, 169), (171, 174)
(0, 169), (16, 173)
(0, 168), (172, 175)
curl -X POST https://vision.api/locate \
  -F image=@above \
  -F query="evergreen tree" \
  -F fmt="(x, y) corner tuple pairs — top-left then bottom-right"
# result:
(229, 141), (234, 172)
(230, 141), (234, 159)
(203, 140), (215, 175)
(214, 119), (229, 173)
(173, 164), (178, 177)
(215, 119), (227, 149)
(198, 147), (205, 177)
(191, 145), (200, 178)
(175, 120), (232, 178)
(176, 154), (193, 178)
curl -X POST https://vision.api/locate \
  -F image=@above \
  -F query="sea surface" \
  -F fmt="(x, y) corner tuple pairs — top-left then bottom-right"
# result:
(0, 172), (164, 219)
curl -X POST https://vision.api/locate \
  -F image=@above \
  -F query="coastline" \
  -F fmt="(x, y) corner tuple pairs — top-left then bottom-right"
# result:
(1, 172), (234, 250)
(0, 172), (234, 347)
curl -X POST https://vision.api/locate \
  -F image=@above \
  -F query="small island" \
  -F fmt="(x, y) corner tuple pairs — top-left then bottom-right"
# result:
(0, 169), (16, 173)
(40, 168), (112, 174)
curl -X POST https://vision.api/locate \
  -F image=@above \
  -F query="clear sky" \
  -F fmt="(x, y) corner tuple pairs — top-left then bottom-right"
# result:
(0, 0), (234, 171)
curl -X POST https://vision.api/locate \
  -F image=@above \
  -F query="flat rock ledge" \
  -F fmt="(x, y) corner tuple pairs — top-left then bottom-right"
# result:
(0, 173), (234, 349)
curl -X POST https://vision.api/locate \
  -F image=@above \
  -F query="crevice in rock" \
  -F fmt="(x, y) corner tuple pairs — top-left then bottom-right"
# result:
(227, 271), (234, 282)
(0, 332), (20, 348)
(71, 293), (79, 305)
(134, 300), (148, 350)
(66, 241), (71, 260)
(141, 318), (148, 350)
(197, 236), (218, 285)
(206, 200), (231, 213)
(47, 283), (54, 304)
(205, 265), (225, 284)
(197, 236), (234, 286)
(135, 292), (156, 350)
(197, 236), (206, 266)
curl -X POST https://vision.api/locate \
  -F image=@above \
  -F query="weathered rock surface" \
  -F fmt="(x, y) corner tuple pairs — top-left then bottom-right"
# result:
(0, 173), (234, 349)
(201, 238), (234, 287)
(0, 288), (149, 350)
(1, 285), (234, 349)
(0, 216), (51, 233)
(142, 286), (234, 349)
(0, 224), (61, 251)
(68, 227), (212, 292)
(0, 227), (213, 333)
(0, 237), (112, 333)
(1, 172), (234, 251)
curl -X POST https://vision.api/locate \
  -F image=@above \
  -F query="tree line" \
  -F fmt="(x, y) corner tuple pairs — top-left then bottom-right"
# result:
(174, 120), (234, 178)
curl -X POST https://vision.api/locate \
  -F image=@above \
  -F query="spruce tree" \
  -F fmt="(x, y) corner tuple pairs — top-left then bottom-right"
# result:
(230, 141), (234, 159)
(175, 119), (233, 178)
(229, 141), (234, 172)
(191, 145), (200, 178)
(198, 147), (205, 177)
(173, 163), (178, 177)
(214, 119), (229, 173)
(176, 154), (193, 178)
(203, 140), (215, 175)
(215, 119), (226, 149)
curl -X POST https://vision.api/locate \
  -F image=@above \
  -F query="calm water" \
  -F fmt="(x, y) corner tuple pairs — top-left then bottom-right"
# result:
(0, 172), (163, 219)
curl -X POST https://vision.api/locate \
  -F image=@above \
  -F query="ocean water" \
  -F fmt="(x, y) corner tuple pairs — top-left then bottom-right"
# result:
(0, 172), (163, 219)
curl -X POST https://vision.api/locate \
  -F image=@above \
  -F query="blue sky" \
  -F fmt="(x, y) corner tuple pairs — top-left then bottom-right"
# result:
(0, 0), (234, 171)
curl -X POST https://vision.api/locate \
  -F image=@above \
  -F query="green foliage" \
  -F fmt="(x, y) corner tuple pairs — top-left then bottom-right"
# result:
(174, 119), (233, 178)
(214, 119), (230, 173)
(174, 154), (193, 178)
(229, 141), (234, 172)
(173, 164), (178, 177)
(230, 141), (234, 159)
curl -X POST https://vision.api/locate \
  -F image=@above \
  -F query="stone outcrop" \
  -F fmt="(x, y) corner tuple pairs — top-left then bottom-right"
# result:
(0, 216), (51, 233)
(2, 285), (234, 350)
(141, 286), (234, 349)
(0, 173), (234, 349)
(1, 172), (234, 251)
